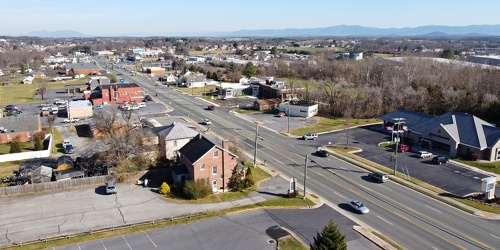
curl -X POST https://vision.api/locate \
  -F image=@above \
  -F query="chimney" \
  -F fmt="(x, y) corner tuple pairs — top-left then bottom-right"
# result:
(198, 133), (202, 139)
(98, 78), (102, 85)
(222, 140), (229, 150)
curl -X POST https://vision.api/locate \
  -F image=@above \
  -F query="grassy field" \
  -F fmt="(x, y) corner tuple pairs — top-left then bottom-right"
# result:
(189, 49), (235, 55)
(279, 237), (308, 250)
(280, 46), (346, 53)
(168, 85), (218, 96)
(0, 78), (89, 105)
(289, 117), (381, 136)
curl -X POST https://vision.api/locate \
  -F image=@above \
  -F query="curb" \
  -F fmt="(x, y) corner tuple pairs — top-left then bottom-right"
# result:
(353, 226), (401, 250)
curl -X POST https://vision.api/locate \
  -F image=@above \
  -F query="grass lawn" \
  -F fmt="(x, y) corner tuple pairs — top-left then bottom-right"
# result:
(289, 117), (381, 136)
(169, 85), (217, 96)
(0, 141), (38, 154)
(0, 78), (89, 105)
(280, 47), (342, 53)
(279, 237), (308, 250)
(189, 49), (235, 55)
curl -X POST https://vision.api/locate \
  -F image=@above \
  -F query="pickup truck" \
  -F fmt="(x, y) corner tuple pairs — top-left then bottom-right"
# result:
(418, 151), (433, 158)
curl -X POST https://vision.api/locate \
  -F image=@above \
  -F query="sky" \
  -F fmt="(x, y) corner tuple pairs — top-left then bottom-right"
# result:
(1, 0), (500, 36)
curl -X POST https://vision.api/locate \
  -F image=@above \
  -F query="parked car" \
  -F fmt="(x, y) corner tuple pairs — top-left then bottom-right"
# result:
(63, 118), (80, 123)
(106, 181), (117, 194)
(137, 102), (146, 108)
(62, 139), (71, 148)
(303, 133), (318, 140)
(368, 172), (388, 183)
(5, 105), (20, 111)
(432, 156), (449, 165)
(143, 95), (153, 102)
(92, 105), (104, 110)
(315, 150), (329, 157)
(202, 119), (212, 125)
(64, 144), (75, 154)
(418, 151), (433, 158)
(131, 104), (140, 110)
(398, 144), (410, 152)
(348, 200), (369, 214)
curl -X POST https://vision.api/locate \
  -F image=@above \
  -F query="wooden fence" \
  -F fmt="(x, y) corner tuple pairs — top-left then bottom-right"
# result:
(0, 175), (113, 197)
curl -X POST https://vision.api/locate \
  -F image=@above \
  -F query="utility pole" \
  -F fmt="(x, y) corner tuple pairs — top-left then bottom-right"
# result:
(287, 95), (291, 133)
(393, 118), (405, 175)
(253, 122), (259, 168)
(303, 153), (308, 199)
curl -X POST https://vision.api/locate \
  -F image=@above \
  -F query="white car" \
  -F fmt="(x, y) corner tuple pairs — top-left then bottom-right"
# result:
(418, 151), (433, 158)
(302, 133), (318, 140)
(63, 118), (79, 123)
(348, 200), (369, 214)
(62, 139), (71, 148)
(202, 119), (212, 125)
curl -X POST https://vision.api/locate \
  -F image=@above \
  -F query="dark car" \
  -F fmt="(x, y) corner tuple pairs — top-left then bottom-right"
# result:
(5, 105), (20, 111)
(368, 172), (388, 183)
(143, 95), (153, 102)
(432, 156), (449, 165)
(207, 105), (215, 110)
(315, 150), (329, 157)
(64, 144), (75, 154)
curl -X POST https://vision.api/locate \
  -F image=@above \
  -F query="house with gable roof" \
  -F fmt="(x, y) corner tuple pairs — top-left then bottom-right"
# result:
(0, 115), (42, 144)
(156, 122), (199, 160)
(380, 109), (500, 161)
(173, 135), (238, 192)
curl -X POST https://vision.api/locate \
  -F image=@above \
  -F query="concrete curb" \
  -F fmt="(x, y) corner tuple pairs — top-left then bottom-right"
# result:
(353, 226), (402, 250)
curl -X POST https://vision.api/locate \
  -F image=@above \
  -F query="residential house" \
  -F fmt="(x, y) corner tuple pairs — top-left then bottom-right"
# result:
(156, 122), (199, 160)
(65, 63), (99, 76)
(22, 75), (34, 84)
(84, 83), (143, 105)
(174, 135), (238, 192)
(0, 115), (42, 144)
(380, 109), (500, 161)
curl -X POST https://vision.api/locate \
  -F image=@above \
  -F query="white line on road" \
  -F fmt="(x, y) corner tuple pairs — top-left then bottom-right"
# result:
(425, 205), (443, 214)
(377, 216), (393, 225)
(123, 235), (133, 250)
(432, 247), (439, 250)
(100, 239), (107, 250)
(333, 192), (345, 199)
(490, 233), (500, 240)
(77, 243), (82, 250)
(144, 231), (158, 248)
(378, 185), (392, 191)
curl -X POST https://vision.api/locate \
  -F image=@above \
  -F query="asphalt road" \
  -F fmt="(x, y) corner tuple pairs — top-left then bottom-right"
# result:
(101, 59), (500, 249)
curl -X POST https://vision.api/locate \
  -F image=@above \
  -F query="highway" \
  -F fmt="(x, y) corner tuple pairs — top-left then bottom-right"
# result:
(104, 60), (500, 250)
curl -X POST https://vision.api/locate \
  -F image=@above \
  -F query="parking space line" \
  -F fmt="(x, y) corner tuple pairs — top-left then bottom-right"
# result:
(122, 235), (132, 250)
(144, 231), (158, 248)
(100, 239), (107, 250)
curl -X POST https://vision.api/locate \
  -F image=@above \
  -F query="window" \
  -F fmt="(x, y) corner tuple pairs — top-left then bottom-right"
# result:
(200, 164), (205, 170)
(173, 140), (177, 147)
(213, 151), (218, 158)
(212, 166), (217, 175)
(7, 134), (11, 140)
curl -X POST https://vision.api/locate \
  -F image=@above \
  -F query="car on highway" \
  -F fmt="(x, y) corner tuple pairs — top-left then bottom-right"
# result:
(106, 181), (117, 194)
(64, 144), (75, 154)
(143, 95), (153, 102)
(207, 105), (215, 110)
(432, 156), (449, 165)
(418, 151), (433, 158)
(315, 150), (329, 157)
(368, 172), (388, 183)
(202, 119), (212, 125)
(302, 133), (318, 140)
(348, 200), (369, 214)
(63, 118), (79, 123)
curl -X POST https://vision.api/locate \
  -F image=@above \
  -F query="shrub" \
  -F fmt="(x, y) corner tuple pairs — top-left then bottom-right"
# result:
(9, 140), (21, 153)
(34, 138), (44, 151)
(228, 167), (245, 192)
(183, 178), (212, 199)
(159, 182), (171, 195)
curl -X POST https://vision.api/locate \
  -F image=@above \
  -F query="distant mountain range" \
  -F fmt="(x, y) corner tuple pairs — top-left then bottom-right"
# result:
(21, 24), (500, 38)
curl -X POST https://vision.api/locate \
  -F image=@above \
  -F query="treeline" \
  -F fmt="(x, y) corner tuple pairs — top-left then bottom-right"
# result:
(254, 55), (500, 125)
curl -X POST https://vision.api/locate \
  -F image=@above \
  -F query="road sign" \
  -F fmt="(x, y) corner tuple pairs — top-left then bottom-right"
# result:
(120, 78), (125, 83)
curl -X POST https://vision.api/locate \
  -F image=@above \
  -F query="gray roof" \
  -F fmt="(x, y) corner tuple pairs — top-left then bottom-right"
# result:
(179, 135), (237, 164)
(157, 122), (199, 140)
(381, 109), (500, 149)
(65, 63), (98, 71)
(0, 115), (40, 133)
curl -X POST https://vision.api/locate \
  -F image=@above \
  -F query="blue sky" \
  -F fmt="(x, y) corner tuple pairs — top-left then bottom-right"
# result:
(1, 0), (499, 36)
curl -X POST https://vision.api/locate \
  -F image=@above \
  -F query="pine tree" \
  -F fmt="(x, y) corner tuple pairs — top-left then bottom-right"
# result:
(310, 220), (347, 250)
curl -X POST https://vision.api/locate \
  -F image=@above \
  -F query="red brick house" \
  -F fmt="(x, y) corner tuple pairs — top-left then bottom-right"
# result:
(0, 115), (42, 144)
(84, 83), (143, 105)
(174, 135), (238, 192)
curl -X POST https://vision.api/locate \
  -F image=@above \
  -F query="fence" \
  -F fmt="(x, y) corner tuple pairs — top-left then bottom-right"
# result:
(0, 175), (112, 197)
(0, 209), (210, 249)
(0, 134), (53, 162)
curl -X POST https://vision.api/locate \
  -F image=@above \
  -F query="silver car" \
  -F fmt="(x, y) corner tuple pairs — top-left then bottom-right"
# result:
(348, 200), (369, 214)
(106, 181), (117, 194)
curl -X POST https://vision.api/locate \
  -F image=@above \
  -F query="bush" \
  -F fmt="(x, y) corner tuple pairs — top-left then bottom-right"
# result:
(311, 219), (347, 250)
(228, 167), (245, 192)
(9, 140), (21, 153)
(34, 138), (44, 151)
(183, 178), (212, 199)
(159, 182), (170, 195)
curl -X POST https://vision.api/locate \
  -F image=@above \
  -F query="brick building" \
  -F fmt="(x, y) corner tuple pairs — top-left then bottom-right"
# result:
(84, 83), (143, 105)
(65, 63), (99, 76)
(175, 135), (237, 192)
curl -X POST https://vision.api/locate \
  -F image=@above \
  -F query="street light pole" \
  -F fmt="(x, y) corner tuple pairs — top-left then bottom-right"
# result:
(253, 122), (259, 168)
(303, 153), (308, 199)
(393, 118), (404, 175)
(287, 95), (291, 133)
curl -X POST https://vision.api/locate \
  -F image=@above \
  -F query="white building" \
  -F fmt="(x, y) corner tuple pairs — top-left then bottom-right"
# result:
(278, 102), (318, 118)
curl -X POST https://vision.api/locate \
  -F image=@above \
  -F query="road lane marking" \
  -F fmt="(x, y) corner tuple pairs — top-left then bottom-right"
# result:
(377, 216), (393, 225)
(490, 233), (500, 240)
(333, 192), (345, 199)
(425, 205), (443, 214)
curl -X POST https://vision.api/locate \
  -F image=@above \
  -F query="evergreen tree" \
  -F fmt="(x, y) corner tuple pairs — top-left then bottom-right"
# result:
(227, 62), (237, 73)
(310, 220), (347, 250)
(243, 62), (257, 78)
(228, 167), (244, 191)
(9, 140), (21, 153)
